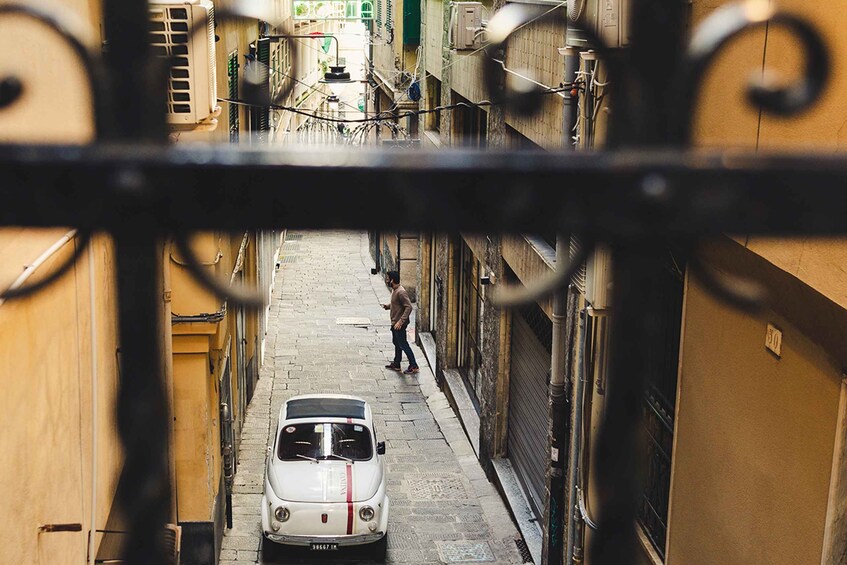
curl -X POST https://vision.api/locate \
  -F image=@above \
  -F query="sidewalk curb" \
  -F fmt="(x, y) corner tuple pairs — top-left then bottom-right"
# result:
(417, 332), (541, 564)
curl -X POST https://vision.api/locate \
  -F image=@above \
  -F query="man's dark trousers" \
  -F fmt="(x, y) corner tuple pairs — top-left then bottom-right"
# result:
(391, 325), (417, 367)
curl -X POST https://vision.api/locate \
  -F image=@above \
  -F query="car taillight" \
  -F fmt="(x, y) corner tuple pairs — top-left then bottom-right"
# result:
(321, 513), (328, 523)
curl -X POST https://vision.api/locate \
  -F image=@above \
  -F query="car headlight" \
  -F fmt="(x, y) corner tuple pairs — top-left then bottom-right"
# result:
(274, 506), (290, 522)
(359, 505), (375, 521)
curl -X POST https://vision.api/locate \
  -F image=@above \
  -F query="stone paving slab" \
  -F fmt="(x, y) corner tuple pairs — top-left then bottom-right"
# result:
(220, 231), (525, 565)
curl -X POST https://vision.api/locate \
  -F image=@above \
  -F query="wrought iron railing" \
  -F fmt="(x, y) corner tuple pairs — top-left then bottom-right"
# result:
(0, 0), (838, 564)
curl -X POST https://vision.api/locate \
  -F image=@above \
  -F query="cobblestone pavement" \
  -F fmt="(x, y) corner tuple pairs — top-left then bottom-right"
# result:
(220, 230), (525, 565)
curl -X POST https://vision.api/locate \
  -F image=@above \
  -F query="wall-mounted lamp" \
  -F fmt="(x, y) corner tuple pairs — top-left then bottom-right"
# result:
(480, 273), (496, 285)
(327, 94), (340, 111)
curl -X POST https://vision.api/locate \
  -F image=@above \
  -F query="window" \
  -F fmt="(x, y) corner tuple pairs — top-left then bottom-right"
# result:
(637, 249), (685, 559)
(458, 241), (483, 406)
(453, 92), (487, 148)
(277, 423), (373, 461)
(425, 75), (441, 133)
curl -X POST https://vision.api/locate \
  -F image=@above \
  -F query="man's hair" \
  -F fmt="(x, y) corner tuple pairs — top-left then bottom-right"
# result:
(386, 270), (400, 284)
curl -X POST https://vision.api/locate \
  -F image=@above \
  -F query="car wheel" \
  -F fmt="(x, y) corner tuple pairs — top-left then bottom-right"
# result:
(371, 534), (388, 561)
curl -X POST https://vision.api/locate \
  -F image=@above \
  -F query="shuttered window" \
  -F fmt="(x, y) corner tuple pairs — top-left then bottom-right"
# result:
(508, 303), (552, 520)
(227, 50), (239, 143)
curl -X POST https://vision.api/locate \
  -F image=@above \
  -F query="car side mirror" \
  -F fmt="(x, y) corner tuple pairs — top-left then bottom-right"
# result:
(377, 441), (385, 455)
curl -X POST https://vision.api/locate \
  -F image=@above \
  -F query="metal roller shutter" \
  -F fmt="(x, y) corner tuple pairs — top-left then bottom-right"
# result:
(508, 308), (552, 520)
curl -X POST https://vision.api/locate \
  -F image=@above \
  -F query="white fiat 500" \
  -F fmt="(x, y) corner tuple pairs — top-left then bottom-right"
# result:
(262, 394), (389, 559)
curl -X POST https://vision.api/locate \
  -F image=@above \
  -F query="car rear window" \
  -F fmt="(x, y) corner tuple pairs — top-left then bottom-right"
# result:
(277, 422), (373, 461)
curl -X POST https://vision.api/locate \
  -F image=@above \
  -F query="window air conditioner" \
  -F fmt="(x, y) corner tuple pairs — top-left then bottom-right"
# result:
(149, 0), (220, 130)
(571, 0), (630, 48)
(449, 2), (482, 50)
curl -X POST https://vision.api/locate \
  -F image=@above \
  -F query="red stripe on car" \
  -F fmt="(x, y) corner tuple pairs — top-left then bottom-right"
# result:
(346, 464), (354, 534)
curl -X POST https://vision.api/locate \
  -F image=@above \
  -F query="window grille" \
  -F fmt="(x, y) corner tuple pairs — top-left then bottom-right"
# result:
(637, 251), (685, 557)
(458, 241), (483, 404)
(227, 50), (239, 143)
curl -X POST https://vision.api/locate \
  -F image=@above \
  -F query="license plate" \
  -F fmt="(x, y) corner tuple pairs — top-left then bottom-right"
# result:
(310, 543), (338, 551)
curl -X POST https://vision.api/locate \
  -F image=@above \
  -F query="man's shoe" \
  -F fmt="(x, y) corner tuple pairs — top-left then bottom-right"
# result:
(403, 366), (420, 374)
(385, 363), (402, 371)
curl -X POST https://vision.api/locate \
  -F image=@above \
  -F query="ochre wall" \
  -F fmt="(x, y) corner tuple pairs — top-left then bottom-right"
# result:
(742, 237), (847, 312)
(0, 0), (97, 143)
(666, 274), (841, 564)
(692, 0), (847, 310)
(0, 235), (121, 564)
(0, 1), (124, 563)
(170, 233), (225, 317)
(172, 351), (215, 521)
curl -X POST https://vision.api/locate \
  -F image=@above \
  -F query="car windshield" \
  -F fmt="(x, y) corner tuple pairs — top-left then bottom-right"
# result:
(277, 422), (373, 461)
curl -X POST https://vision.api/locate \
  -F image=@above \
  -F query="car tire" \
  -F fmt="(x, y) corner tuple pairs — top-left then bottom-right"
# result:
(371, 534), (388, 561)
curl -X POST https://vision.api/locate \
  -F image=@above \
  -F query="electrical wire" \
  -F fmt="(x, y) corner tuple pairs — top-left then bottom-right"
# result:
(276, 69), (363, 114)
(489, 57), (569, 98)
(219, 83), (574, 125)
(265, 3), (568, 124)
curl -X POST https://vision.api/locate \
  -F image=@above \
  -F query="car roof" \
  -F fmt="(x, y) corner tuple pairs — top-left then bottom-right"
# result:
(283, 394), (368, 421)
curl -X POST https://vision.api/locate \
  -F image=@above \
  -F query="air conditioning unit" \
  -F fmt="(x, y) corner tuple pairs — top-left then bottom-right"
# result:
(149, 0), (220, 129)
(570, 0), (630, 48)
(449, 2), (482, 50)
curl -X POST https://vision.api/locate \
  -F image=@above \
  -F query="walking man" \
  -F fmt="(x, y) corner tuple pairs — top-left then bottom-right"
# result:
(382, 270), (419, 374)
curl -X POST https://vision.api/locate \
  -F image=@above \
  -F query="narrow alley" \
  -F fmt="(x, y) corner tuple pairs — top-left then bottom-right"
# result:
(219, 231), (526, 565)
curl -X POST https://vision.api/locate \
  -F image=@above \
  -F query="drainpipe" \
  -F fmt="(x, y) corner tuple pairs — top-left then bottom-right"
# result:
(566, 307), (591, 564)
(545, 233), (570, 565)
(562, 46), (579, 150)
(396, 231), (402, 274)
(220, 402), (234, 529)
(0, 229), (77, 307)
(88, 243), (99, 565)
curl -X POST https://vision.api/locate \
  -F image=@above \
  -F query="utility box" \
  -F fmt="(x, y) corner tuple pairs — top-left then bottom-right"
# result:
(450, 2), (482, 50)
(149, 0), (219, 128)
(584, 0), (630, 48)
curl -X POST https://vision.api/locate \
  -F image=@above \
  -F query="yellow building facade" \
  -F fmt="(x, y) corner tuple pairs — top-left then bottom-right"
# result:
(0, 1), (284, 563)
(663, 1), (847, 563)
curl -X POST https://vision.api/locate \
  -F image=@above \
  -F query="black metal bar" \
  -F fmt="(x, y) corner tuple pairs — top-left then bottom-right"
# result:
(590, 244), (666, 564)
(103, 0), (165, 140)
(102, 2), (172, 564)
(113, 232), (171, 565)
(590, 0), (688, 561)
(2, 146), (847, 235)
(38, 523), (83, 533)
